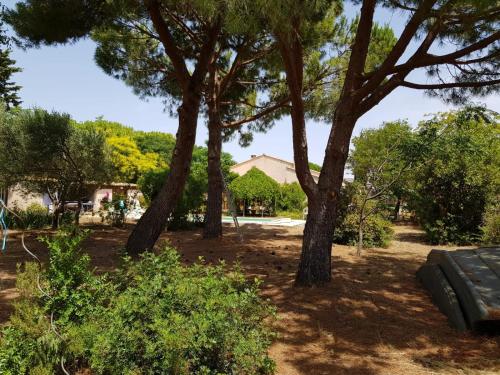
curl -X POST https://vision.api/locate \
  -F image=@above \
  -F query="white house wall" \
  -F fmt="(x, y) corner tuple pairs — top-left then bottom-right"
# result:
(7, 185), (45, 210)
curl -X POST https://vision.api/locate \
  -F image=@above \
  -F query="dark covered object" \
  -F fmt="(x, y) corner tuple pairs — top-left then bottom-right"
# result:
(417, 247), (500, 333)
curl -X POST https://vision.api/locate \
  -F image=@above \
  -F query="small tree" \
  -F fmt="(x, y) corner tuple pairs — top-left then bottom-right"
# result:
(349, 121), (415, 254)
(0, 107), (112, 227)
(229, 167), (280, 215)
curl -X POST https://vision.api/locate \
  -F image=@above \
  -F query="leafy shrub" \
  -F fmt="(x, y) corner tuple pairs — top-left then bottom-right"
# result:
(5, 203), (52, 229)
(0, 228), (276, 374)
(0, 262), (65, 375)
(331, 183), (394, 248)
(421, 215), (483, 245)
(408, 107), (499, 245)
(277, 183), (306, 212)
(481, 202), (500, 245)
(333, 212), (394, 248)
(39, 229), (108, 324)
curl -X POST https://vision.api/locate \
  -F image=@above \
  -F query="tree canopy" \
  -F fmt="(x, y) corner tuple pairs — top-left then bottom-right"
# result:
(350, 120), (416, 206)
(78, 118), (175, 183)
(408, 106), (499, 244)
(229, 167), (280, 204)
(0, 19), (21, 109)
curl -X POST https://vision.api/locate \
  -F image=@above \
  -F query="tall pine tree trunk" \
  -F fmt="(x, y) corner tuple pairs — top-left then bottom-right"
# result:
(126, 96), (201, 255)
(296, 195), (336, 285)
(203, 61), (223, 239)
(295, 112), (355, 286)
(203, 119), (223, 238)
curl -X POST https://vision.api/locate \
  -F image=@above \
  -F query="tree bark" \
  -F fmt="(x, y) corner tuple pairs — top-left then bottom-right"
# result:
(203, 58), (223, 239)
(393, 196), (401, 221)
(203, 118), (223, 238)
(51, 207), (60, 229)
(295, 111), (357, 286)
(125, 95), (201, 256)
(295, 195), (336, 286)
(75, 199), (82, 226)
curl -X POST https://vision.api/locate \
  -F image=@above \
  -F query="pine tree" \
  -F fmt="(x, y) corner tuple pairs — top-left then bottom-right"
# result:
(0, 14), (21, 110)
(0, 47), (22, 109)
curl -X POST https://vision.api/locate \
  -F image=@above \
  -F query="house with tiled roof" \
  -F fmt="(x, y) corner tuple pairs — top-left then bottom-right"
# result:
(230, 154), (320, 184)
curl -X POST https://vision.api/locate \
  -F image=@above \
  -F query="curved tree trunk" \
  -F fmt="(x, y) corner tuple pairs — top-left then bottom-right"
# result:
(126, 97), (201, 256)
(295, 111), (355, 286)
(203, 119), (223, 238)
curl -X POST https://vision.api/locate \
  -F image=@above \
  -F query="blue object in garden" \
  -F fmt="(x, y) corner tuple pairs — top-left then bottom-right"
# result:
(0, 199), (8, 253)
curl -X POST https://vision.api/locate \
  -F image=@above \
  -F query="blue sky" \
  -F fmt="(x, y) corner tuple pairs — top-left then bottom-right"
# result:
(5, 1), (499, 165)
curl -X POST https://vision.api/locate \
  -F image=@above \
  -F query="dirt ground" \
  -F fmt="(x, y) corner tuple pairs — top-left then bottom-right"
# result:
(1, 223), (499, 375)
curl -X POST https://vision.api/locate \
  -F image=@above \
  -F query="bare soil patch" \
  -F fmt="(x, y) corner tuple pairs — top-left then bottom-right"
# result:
(1, 223), (499, 374)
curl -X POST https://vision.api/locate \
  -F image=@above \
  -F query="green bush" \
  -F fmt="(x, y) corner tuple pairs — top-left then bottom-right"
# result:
(277, 183), (306, 212)
(0, 228), (276, 374)
(421, 216), (483, 245)
(408, 107), (499, 245)
(481, 202), (500, 245)
(5, 203), (52, 229)
(333, 212), (394, 248)
(331, 183), (394, 248)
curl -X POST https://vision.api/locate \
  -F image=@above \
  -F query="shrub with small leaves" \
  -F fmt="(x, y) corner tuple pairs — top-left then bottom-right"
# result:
(333, 212), (394, 248)
(0, 228), (276, 374)
(69, 250), (276, 374)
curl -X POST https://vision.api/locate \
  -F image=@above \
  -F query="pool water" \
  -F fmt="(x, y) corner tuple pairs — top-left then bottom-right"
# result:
(221, 216), (275, 223)
(221, 216), (305, 227)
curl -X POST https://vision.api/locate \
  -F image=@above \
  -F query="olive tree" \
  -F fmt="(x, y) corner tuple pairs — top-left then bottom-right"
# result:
(0, 106), (112, 227)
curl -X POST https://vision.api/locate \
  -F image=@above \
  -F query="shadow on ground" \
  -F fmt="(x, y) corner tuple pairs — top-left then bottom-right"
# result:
(0, 223), (498, 375)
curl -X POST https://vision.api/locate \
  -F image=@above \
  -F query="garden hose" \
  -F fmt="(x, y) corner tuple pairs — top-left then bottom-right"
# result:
(0, 199), (7, 253)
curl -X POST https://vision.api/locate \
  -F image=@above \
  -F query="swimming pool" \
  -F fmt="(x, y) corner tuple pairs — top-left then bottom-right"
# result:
(221, 216), (305, 227)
